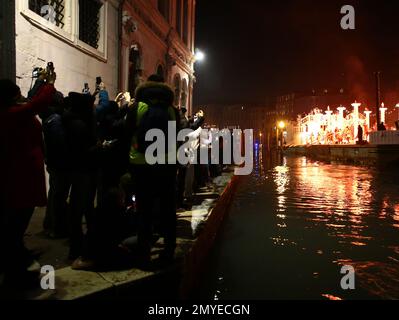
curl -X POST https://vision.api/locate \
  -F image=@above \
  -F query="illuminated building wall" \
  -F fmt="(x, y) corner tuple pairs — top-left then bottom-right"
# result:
(13, 0), (120, 98)
(121, 0), (196, 114)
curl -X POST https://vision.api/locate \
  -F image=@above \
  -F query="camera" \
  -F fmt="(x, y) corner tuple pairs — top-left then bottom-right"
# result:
(46, 62), (55, 75)
(96, 76), (102, 91)
(31, 62), (55, 79)
(32, 67), (45, 79)
(82, 83), (90, 95)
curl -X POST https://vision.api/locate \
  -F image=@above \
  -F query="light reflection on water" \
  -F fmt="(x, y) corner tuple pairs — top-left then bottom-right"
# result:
(201, 148), (399, 300)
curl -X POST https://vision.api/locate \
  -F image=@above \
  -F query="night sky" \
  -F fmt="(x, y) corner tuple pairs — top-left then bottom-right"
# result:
(193, 0), (399, 106)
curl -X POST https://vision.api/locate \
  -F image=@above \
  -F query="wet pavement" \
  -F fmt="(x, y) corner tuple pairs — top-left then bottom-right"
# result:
(199, 148), (399, 300)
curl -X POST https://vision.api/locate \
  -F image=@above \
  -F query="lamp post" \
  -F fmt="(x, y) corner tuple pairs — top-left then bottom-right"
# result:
(277, 121), (286, 148)
(396, 104), (399, 121)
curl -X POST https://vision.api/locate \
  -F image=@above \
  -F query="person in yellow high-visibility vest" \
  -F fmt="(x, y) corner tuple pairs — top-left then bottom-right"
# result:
(125, 74), (180, 266)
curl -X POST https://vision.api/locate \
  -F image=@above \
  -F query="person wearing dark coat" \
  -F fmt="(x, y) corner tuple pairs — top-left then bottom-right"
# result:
(125, 74), (180, 265)
(0, 78), (56, 284)
(62, 93), (98, 260)
(40, 91), (71, 239)
(85, 101), (131, 268)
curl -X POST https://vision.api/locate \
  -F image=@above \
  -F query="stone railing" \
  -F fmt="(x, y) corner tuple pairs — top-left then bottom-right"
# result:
(369, 130), (399, 145)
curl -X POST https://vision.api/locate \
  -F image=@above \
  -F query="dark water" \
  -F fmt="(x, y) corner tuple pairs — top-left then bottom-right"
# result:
(199, 148), (399, 300)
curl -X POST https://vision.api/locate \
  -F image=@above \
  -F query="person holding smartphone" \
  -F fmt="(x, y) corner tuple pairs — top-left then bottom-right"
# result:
(0, 71), (57, 287)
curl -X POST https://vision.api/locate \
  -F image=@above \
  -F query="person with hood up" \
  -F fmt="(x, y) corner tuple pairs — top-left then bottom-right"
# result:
(125, 74), (180, 266)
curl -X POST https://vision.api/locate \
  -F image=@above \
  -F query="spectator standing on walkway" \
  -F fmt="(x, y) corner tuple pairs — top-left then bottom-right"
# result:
(183, 110), (205, 206)
(62, 93), (98, 260)
(126, 74), (180, 265)
(40, 92), (71, 239)
(0, 73), (56, 286)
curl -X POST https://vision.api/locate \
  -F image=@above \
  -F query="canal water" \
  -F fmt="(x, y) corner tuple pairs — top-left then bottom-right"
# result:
(199, 148), (399, 300)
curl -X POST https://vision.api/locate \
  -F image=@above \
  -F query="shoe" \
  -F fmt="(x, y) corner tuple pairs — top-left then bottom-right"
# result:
(71, 257), (97, 271)
(68, 249), (82, 261)
(26, 260), (41, 273)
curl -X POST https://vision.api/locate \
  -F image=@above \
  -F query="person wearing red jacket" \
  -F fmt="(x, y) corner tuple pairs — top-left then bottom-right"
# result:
(0, 73), (56, 286)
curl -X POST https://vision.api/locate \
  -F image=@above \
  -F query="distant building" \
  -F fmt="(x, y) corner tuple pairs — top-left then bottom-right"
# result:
(200, 104), (276, 131)
(276, 89), (352, 121)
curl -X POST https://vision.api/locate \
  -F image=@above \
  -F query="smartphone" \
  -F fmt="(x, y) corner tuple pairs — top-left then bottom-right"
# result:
(96, 77), (102, 91)
(47, 62), (54, 75)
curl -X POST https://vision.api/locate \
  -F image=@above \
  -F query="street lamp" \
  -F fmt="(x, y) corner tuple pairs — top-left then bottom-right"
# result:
(276, 121), (286, 148)
(194, 49), (205, 62)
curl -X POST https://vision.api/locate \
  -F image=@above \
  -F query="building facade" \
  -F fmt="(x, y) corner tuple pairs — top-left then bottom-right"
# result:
(1, 0), (196, 112)
(276, 89), (352, 121)
(120, 0), (196, 114)
(5, 0), (120, 98)
(200, 104), (277, 131)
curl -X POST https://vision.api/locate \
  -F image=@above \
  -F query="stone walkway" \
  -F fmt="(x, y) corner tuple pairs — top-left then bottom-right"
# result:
(1, 170), (236, 300)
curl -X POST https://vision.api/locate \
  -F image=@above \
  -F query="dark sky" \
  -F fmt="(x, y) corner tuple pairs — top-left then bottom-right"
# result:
(193, 0), (399, 106)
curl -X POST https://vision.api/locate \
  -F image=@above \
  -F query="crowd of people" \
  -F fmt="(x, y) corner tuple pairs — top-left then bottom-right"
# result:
(0, 68), (223, 289)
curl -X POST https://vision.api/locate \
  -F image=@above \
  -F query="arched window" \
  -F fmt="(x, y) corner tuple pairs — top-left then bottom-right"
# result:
(173, 74), (181, 107)
(156, 64), (164, 79)
(181, 78), (188, 107)
(129, 44), (142, 97)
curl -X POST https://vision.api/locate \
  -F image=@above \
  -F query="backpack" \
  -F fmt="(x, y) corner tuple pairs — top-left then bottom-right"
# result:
(42, 113), (67, 161)
(136, 102), (170, 154)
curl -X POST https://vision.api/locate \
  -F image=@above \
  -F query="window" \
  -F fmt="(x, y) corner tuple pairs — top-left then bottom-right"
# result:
(79, 0), (103, 49)
(183, 0), (188, 45)
(129, 45), (142, 96)
(157, 0), (169, 21)
(173, 74), (181, 107)
(176, 0), (182, 36)
(181, 79), (188, 107)
(156, 65), (165, 79)
(28, 0), (65, 28)
(21, 0), (108, 58)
